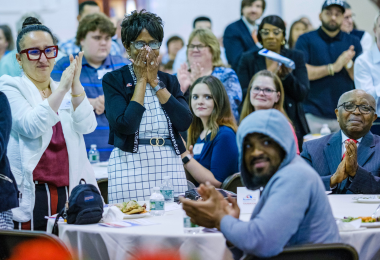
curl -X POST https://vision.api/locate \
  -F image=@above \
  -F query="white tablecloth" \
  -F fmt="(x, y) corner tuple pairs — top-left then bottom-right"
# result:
(47, 202), (232, 260)
(92, 163), (108, 180)
(328, 195), (380, 260)
(47, 195), (380, 260)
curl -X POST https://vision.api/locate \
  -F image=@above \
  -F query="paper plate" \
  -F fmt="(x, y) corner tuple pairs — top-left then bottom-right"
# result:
(361, 222), (380, 228)
(357, 198), (380, 203)
(123, 212), (150, 219)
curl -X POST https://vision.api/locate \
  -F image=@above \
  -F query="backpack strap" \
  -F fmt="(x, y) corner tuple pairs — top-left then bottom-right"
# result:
(79, 178), (87, 184)
(52, 208), (65, 236)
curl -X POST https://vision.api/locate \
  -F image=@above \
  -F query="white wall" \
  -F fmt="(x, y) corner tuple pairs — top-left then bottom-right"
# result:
(146, 0), (282, 53)
(0, 0), (78, 44)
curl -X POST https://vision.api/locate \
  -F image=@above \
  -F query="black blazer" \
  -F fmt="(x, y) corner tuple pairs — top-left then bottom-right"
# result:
(237, 48), (310, 140)
(223, 19), (259, 71)
(102, 64), (192, 155)
(0, 92), (18, 212)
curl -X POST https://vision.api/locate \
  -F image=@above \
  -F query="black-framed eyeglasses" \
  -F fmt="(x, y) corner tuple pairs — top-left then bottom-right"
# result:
(337, 102), (375, 114)
(251, 86), (277, 95)
(187, 44), (208, 51)
(259, 28), (283, 36)
(131, 41), (161, 50)
(19, 45), (58, 61)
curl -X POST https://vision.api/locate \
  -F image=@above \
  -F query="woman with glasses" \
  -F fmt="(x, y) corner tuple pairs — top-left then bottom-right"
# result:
(0, 17), (98, 230)
(240, 70), (300, 154)
(103, 10), (191, 202)
(237, 15), (309, 150)
(177, 28), (242, 122)
(181, 75), (238, 187)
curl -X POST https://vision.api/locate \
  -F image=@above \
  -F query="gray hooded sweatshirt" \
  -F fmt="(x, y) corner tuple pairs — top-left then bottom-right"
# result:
(220, 109), (341, 259)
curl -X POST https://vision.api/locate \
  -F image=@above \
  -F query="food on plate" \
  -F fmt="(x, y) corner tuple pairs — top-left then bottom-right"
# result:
(342, 216), (377, 223)
(115, 200), (147, 215)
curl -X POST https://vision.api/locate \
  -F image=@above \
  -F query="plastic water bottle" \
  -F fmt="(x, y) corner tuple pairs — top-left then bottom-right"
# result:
(150, 187), (165, 216)
(320, 124), (331, 136)
(160, 176), (174, 203)
(183, 210), (200, 234)
(88, 144), (100, 164)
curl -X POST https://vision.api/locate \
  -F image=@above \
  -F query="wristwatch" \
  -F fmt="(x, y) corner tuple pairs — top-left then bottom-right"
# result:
(182, 154), (192, 165)
(152, 80), (166, 93)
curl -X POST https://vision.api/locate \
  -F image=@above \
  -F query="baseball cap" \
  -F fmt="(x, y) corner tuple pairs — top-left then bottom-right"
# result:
(322, 0), (345, 13)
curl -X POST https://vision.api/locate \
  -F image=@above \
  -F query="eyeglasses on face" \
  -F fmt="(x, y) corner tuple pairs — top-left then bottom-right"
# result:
(259, 28), (283, 36)
(19, 45), (58, 61)
(251, 86), (277, 95)
(187, 44), (208, 51)
(337, 102), (375, 114)
(131, 41), (161, 50)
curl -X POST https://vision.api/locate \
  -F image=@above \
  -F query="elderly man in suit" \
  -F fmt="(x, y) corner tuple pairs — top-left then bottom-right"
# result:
(301, 89), (380, 194)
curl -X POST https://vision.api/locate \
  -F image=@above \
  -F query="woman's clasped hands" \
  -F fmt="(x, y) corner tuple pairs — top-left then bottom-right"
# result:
(130, 46), (159, 86)
(58, 51), (84, 93)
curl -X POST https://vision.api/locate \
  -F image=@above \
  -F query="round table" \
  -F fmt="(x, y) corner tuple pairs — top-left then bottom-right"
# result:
(47, 202), (232, 260)
(47, 195), (380, 260)
(328, 194), (380, 260)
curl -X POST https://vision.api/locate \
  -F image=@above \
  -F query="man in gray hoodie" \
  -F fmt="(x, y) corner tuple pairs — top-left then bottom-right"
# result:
(181, 109), (341, 259)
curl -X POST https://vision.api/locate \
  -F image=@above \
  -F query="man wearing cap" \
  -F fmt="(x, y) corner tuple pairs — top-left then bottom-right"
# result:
(295, 0), (362, 134)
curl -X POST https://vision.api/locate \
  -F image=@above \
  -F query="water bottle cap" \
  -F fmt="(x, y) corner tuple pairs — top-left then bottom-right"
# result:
(91, 144), (97, 148)
(322, 124), (328, 127)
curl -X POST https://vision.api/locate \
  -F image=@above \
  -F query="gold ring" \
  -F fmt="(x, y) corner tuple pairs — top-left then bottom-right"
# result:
(350, 155), (353, 157)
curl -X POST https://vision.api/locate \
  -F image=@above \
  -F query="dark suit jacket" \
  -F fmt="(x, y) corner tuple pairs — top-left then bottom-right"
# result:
(0, 92), (18, 212)
(102, 65), (192, 155)
(223, 19), (259, 71)
(301, 131), (380, 194)
(237, 48), (310, 143)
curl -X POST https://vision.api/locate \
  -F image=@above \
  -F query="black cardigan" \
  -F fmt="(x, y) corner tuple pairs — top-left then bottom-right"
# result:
(237, 48), (310, 140)
(0, 92), (19, 212)
(102, 64), (192, 155)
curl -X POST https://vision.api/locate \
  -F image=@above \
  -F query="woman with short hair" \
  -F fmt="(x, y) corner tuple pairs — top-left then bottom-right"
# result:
(177, 28), (242, 122)
(237, 15), (309, 150)
(0, 17), (98, 230)
(182, 75), (239, 187)
(103, 10), (192, 202)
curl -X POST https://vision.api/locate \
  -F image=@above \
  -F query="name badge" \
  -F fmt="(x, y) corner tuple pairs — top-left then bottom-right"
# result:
(59, 99), (71, 110)
(97, 69), (112, 79)
(193, 143), (204, 155)
(237, 187), (260, 214)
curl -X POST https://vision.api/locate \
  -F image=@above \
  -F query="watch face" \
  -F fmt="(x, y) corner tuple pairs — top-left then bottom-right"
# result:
(159, 81), (166, 89)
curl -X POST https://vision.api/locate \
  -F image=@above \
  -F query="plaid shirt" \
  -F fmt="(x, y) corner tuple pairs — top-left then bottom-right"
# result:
(59, 37), (122, 56)
(51, 55), (130, 161)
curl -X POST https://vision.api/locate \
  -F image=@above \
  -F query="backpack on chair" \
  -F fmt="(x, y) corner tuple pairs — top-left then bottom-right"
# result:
(53, 179), (103, 235)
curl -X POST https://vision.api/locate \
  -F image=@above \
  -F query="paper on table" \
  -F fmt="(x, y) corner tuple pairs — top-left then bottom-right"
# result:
(99, 219), (158, 228)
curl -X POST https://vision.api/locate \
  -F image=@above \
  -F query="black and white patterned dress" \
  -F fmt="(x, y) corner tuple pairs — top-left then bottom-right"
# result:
(108, 68), (188, 203)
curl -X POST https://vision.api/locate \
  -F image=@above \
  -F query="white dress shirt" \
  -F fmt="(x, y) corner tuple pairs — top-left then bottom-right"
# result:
(354, 44), (380, 112)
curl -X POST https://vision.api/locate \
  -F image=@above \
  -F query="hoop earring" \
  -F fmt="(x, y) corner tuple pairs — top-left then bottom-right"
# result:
(281, 40), (286, 45)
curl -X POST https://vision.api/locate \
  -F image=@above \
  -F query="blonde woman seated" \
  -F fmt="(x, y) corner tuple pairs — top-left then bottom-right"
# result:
(181, 75), (239, 188)
(240, 70), (300, 154)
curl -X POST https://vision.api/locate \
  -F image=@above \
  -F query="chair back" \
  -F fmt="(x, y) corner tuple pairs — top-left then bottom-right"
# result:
(244, 243), (358, 260)
(97, 178), (108, 204)
(221, 173), (243, 193)
(0, 229), (71, 259)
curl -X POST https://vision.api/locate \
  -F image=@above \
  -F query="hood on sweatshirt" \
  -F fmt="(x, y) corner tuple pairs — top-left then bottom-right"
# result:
(237, 109), (297, 190)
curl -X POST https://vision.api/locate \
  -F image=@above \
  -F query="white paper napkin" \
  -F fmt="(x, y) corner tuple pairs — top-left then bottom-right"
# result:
(103, 206), (125, 222)
(336, 218), (362, 232)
